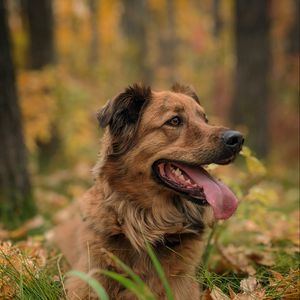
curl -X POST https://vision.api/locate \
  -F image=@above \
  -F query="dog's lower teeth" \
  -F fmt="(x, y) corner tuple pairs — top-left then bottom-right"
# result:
(175, 168), (182, 176)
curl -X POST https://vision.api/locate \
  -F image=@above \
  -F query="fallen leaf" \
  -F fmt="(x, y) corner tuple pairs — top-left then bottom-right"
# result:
(240, 146), (252, 158)
(268, 270), (300, 299)
(243, 220), (260, 232)
(228, 286), (237, 299)
(255, 234), (271, 246)
(240, 277), (259, 293)
(210, 287), (231, 300)
(230, 277), (266, 300)
(246, 156), (267, 176)
(246, 251), (274, 267)
(0, 216), (44, 240)
(217, 245), (256, 275)
(270, 270), (284, 281)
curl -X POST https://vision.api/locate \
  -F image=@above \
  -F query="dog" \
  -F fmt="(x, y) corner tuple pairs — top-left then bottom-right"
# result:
(55, 83), (244, 299)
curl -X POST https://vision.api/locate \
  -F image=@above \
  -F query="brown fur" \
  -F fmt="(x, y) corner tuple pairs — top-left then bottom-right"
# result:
(55, 84), (234, 299)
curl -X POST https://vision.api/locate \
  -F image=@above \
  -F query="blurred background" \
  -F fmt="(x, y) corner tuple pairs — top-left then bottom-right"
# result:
(0, 1), (299, 298)
(0, 0), (299, 229)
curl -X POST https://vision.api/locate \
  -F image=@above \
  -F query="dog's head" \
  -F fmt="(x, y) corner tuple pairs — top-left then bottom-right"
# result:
(97, 84), (244, 220)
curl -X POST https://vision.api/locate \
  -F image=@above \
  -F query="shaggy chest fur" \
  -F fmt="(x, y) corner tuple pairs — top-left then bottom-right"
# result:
(72, 184), (205, 299)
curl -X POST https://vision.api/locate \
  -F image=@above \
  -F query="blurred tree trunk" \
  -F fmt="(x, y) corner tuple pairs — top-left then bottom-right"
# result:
(212, 0), (223, 37)
(230, 0), (271, 157)
(159, 0), (176, 83)
(88, 0), (100, 65)
(287, 0), (299, 55)
(22, 0), (55, 69)
(121, 0), (152, 84)
(0, 0), (36, 228)
(22, 0), (58, 171)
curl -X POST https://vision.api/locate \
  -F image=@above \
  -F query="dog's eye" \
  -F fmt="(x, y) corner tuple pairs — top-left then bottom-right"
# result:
(166, 116), (182, 127)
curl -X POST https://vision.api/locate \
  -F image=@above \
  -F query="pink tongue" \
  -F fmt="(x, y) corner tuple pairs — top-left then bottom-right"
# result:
(175, 164), (238, 220)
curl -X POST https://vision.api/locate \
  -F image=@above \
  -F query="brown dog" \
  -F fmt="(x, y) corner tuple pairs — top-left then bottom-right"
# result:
(55, 84), (244, 299)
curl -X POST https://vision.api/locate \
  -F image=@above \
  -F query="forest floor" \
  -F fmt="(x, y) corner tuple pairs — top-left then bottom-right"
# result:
(0, 148), (299, 299)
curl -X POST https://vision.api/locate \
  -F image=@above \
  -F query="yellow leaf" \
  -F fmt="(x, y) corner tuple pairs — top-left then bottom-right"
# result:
(245, 185), (278, 204)
(245, 156), (266, 176)
(205, 164), (219, 171)
(240, 146), (252, 158)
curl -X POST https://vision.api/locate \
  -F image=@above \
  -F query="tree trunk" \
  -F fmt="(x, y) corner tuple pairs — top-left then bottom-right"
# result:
(88, 0), (100, 65)
(160, 0), (177, 83)
(0, 0), (36, 228)
(22, 0), (59, 171)
(121, 0), (152, 84)
(287, 0), (299, 55)
(212, 0), (223, 38)
(22, 0), (55, 69)
(230, 0), (271, 157)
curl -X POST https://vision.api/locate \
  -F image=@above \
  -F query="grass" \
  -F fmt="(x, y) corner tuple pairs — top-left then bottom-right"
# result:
(2, 235), (298, 299)
(1, 239), (298, 300)
(65, 271), (109, 300)
(0, 245), (63, 299)
(65, 242), (173, 300)
(0, 150), (299, 299)
(0, 240), (175, 299)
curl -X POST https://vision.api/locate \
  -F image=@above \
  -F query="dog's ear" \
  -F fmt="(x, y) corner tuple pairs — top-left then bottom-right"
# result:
(171, 83), (200, 104)
(98, 83), (151, 132)
(97, 98), (115, 128)
(97, 83), (151, 156)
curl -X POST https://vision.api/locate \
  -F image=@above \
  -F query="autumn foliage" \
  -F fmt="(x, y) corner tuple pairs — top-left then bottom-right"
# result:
(0, 0), (299, 299)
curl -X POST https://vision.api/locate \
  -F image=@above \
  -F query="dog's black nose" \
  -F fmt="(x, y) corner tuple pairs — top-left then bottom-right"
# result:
(222, 130), (244, 152)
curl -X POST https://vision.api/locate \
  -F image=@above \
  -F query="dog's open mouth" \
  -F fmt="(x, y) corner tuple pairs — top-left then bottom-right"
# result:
(153, 160), (238, 220)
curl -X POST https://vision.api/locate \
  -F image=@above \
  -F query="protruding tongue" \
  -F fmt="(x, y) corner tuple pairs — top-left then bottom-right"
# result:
(174, 164), (238, 220)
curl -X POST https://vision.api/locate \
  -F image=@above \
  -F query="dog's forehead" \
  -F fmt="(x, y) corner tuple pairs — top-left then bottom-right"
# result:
(150, 91), (205, 113)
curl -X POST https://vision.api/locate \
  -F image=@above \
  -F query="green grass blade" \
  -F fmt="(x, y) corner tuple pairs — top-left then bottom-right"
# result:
(145, 241), (174, 300)
(202, 224), (218, 268)
(66, 270), (109, 300)
(101, 270), (156, 300)
(100, 249), (145, 287)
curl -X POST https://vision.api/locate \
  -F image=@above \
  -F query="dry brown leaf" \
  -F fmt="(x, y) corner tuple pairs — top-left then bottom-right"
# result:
(268, 270), (300, 299)
(255, 234), (271, 246)
(243, 220), (260, 232)
(263, 211), (300, 245)
(228, 286), (237, 299)
(246, 251), (274, 267)
(217, 245), (256, 275)
(240, 277), (259, 293)
(233, 293), (265, 300)
(202, 289), (213, 300)
(270, 270), (284, 281)
(35, 189), (69, 212)
(0, 216), (44, 240)
(229, 277), (266, 300)
(210, 287), (231, 300)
